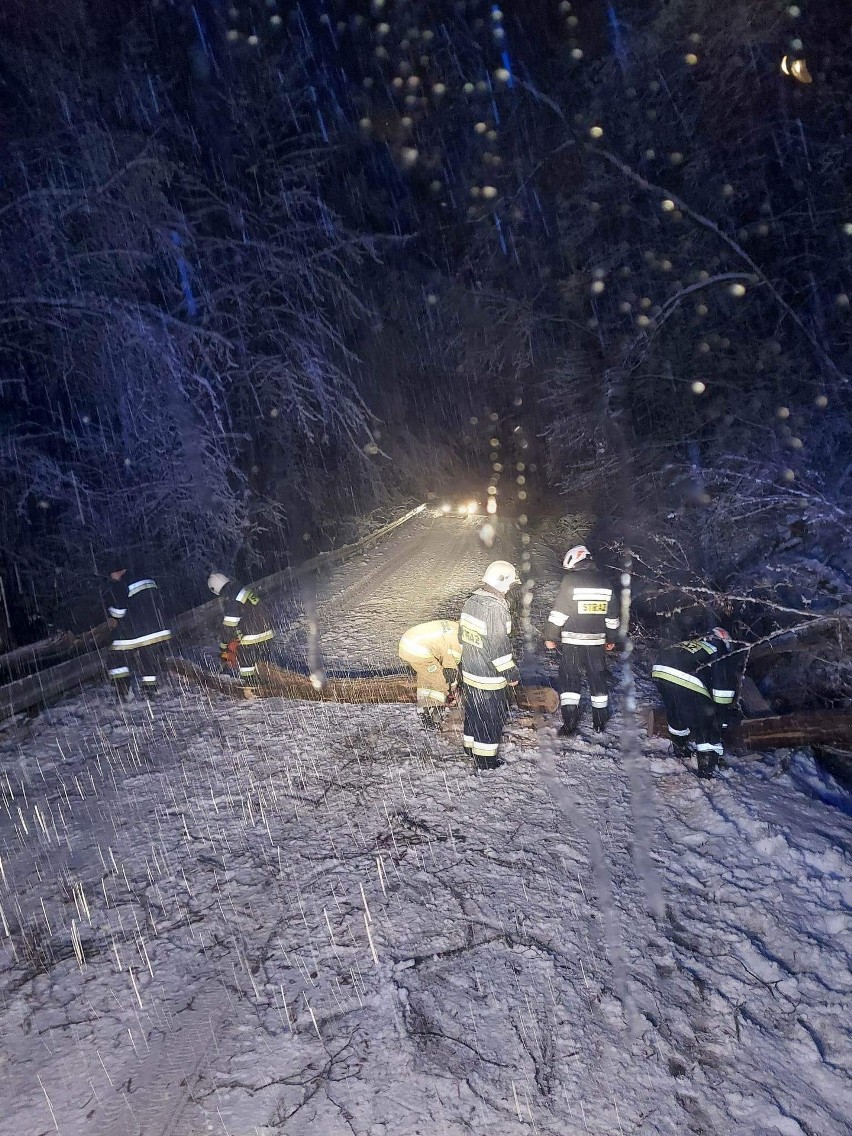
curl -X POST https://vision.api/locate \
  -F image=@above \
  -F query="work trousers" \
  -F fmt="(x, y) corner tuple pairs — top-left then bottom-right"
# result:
(108, 640), (171, 697)
(655, 680), (723, 756)
(401, 657), (453, 706)
(463, 687), (509, 760)
(235, 641), (273, 683)
(558, 644), (608, 727)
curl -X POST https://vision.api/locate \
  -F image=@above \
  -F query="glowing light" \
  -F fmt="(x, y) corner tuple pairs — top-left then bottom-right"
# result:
(691, 381), (706, 394)
(441, 503), (451, 513)
(729, 283), (747, 297)
(781, 56), (812, 83)
(662, 199), (676, 212)
(486, 498), (497, 515)
(589, 125), (603, 139)
(467, 501), (478, 515)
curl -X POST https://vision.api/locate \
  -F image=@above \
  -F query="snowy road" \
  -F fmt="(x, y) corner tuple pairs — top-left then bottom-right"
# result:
(0, 514), (850, 1136)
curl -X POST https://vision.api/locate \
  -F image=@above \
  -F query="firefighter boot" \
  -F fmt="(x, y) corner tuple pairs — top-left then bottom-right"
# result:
(474, 754), (505, 772)
(114, 678), (134, 705)
(696, 752), (715, 780)
(592, 706), (609, 733)
(559, 707), (580, 737)
(670, 737), (691, 763)
(420, 706), (442, 730)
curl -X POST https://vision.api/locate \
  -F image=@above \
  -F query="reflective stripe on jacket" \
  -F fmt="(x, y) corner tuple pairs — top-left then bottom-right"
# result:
(459, 588), (519, 691)
(652, 639), (739, 705)
(544, 564), (619, 647)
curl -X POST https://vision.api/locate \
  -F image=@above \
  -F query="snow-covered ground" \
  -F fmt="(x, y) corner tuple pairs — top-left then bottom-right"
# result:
(0, 514), (850, 1136)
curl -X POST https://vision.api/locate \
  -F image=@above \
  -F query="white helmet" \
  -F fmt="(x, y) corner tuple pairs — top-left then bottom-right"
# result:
(208, 572), (230, 596)
(563, 545), (591, 570)
(482, 560), (519, 593)
(709, 627), (731, 643)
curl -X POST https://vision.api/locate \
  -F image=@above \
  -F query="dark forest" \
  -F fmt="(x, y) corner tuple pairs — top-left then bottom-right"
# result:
(1, 0), (849, 695)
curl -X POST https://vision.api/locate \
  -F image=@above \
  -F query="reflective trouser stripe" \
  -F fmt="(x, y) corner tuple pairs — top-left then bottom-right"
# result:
(463, 734), (474, 749)
(240, 630), (275, 646)
(695, 742), (723, 755)
(141, 676), (157, 686)
(712, 689), (736, 704)
(108, 666), (130, 678)
(472, 741), (499, 757)
(417, 687), (447, 704)
(605, 618), (620, 630)
(590, 694), (609, 708)
(560, 692), (581, 706)
(668, 725), (691, 737)
(562, 633), (606, 645)
(239, 665), (258, 677)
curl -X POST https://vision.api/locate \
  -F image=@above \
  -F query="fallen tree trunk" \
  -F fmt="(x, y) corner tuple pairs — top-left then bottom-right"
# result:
(168, 658), (257, 700)
(640, 705), (852, 750)
(0, 652), (106, 720)
(168, 658), (560, 713)
(0, 620), (115, 682)
(257, 661), (418, 703)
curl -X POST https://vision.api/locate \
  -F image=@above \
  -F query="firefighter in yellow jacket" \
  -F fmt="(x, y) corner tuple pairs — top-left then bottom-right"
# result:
(398, 620), (462, 727)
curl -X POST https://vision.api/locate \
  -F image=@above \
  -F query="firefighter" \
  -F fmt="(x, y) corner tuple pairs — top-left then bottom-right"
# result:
(459, 561), (520, 771)
(654, 627), (740, 777)
(651, 627), (740, 779)
(398, 620), (462, 728)
(208, 574), (276, 684)
(104, 565), (172, 701)
(544, 545), (619, 735)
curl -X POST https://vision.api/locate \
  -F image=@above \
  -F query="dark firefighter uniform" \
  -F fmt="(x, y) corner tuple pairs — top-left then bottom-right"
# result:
(398, 620), (462, 707)
(544, 562), (619, 732)
(105, 576), (172, 698)
(652, 632), (740, 777)
(220, 583), (276, 682)
(459, 587), (519, 769)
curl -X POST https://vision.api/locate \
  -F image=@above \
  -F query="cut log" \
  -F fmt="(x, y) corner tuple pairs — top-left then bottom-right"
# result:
(0, 653), (106, 719)
(641, 705), (852, 750)
(257, 661), (417, 703)
(167, 658), (257, 700)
